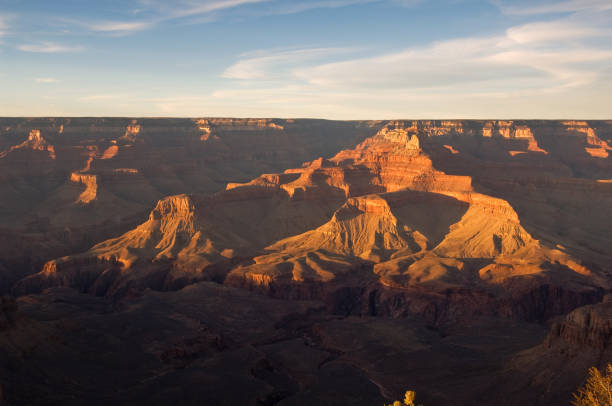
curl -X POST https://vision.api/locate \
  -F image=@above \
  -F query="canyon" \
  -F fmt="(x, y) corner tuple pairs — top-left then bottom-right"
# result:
(1, 118), (612, 405)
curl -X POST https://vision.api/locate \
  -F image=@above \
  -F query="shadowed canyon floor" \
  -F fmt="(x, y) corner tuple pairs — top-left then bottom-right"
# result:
(1, 119), (612, 405)
(0, 118), (380, 291)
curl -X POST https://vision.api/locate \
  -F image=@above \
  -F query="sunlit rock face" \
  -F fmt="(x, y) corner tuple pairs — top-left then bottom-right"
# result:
(0, 118), (381, 290)
(3, 118), (612, 406)
(13, 120), (611, 327)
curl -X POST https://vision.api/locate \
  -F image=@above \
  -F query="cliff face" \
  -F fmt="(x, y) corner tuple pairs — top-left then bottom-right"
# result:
(14, 120), (611, 326)
(547, 295), (612, 350)
(3, 118), (612, 406)
(491, 296), (612, 406)
(0, 118), (380, 290)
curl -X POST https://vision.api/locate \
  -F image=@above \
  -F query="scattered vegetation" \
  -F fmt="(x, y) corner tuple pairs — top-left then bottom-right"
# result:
(572, 364), (612, 406)
(384, 390), (423, 406)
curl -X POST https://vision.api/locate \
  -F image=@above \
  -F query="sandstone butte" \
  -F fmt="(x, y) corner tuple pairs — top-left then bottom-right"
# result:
(1, 118), (612, 405)
(0, 118), (380, 289)
(10, 119), (612, 319)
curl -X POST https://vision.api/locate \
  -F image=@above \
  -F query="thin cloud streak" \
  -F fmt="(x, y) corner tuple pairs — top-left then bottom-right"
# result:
(273, 16), (612, 92)
(495, 0), (612, 15)
(166, 0), (270, 18)
(35, 77), (59, 83)
(17, 42), (84, 53)
(256, 0), (380, 16)
(214, 10), (612, 118)
(0, 16), (8, 37)
(86, 0), (271, 33)
(222, 47), (358, 79)
(506, 20), (612, 44)
(79, 94), (129, 101)
(86, 0), (380, 34)
(89, 20), (154, 33)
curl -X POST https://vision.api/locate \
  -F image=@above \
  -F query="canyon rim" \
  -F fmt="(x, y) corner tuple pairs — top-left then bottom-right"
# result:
(2, 0), (612, 404)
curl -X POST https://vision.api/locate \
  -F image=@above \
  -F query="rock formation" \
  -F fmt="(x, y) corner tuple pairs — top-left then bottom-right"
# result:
(0, 118), (380, 290)
(13, 121), (610, 327)
(2, 118), (612, 405)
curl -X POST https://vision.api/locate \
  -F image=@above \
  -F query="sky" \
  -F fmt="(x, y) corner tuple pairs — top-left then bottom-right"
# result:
(0, 0), (611, 119)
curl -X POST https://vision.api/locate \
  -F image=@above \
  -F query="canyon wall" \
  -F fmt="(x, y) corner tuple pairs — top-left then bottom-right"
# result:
(2, 118), (612, 406)
(13, 120), (612, 327)
(0, 118), (381, 290)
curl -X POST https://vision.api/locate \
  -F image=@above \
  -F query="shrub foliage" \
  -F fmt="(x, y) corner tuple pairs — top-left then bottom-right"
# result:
(572, 364), (612, 406)
(384, 390), (423, 406)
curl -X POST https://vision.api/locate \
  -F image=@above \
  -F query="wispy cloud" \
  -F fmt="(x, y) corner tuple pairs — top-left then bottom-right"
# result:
(293, 27), (612, 92)
(505, 20), (612, 44)
(217, 11), (612, 93)
(222, 47), (357, 79)
(213, 8), (612, 118)
(79, 94), (128, 101)
(84, 0), (271, 33)
(494, 0), (612, 15)
(83, 0), (381, 35)
(162, 0), (270, 18)
(0, 15), (8, 37)
(18, 42), (84, 53)
(391, 0), (422, 6)
(255, 0), (380, 16)
(35, 77), (59, 83)
(89, 20), (154, 34)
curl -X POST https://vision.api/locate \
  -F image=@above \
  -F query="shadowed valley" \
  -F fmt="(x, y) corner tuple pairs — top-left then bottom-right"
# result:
(1, 119), (612, 405)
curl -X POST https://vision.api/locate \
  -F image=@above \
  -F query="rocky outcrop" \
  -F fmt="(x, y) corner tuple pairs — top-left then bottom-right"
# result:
(546, 295), (612, 350)
(4, 118), (612, 406)
(0, 118), (382, 287)
(0, 129), (56, 159)
(497, 295), (612, 406)
(69, 172), (98, 204)
(16, 121), (609, 329)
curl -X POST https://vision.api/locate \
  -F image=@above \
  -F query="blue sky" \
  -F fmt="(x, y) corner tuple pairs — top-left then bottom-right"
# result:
(1, 0), (611, 118)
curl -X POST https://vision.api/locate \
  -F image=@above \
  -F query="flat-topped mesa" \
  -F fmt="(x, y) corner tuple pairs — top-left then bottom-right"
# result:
(407, 120), (465, 137)
(93, 194), (199, 265)
(196, 118), (285, 132)
(226, 122), (474, 200)
(344, 194), (394, 216)
(480, 121), (543, 149)
(10, 119), (611, 312)
(264, 194), (417, 263)
(380, 120), (536, 139)
(119, 120), (142, 142)
(126, 123), (141, 136)
(11, 254), (123, 295)
(195, 118), (285, 140)
(13, 193), (227, 296)
(150, 194), (195, 223)
(226, 173), (301, 191)
(194, 119), (216, 141)
(27, 129), (46, 144)
(562, 120), (597, 138)
(561, 121), (612, 158)
(226, 156), (352, 200)
(377, 125), (420, 148)
(358, 122), (421, 153)
(69, 173), (98, 204)
(0, 129), (56, 159)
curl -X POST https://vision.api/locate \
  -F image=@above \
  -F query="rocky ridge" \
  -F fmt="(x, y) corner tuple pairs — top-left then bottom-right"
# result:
(14, 121), (611, 325)
(0, 118), (380, 291)
(2, 118), (612, 406)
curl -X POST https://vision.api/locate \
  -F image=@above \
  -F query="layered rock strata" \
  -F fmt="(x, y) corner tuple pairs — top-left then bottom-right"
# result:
(14, 121), (610, 325)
